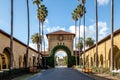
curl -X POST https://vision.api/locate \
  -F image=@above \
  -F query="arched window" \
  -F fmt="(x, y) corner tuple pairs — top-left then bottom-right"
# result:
(2, 56), (6, 69)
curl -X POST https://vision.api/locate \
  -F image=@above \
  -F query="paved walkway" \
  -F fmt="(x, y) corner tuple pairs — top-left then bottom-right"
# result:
(27, 68), (95, 80)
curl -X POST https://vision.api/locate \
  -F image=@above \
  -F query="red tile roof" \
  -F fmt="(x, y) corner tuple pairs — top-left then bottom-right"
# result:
(46, 30), (75, 37)
(41, 51), (49, 57)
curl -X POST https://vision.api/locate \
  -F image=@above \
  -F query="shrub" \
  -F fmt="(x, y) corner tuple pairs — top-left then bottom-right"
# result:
(0, 67), (30, 80)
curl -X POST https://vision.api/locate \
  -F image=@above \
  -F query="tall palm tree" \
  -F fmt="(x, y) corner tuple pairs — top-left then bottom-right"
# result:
(76, 2), (85, 66)
(95, 0), (98, 67)
(37, 4), (48, 67)
(78, 18), (81, 66)
(25, 0), (30, 68)
(33, 0), (43, 67)
(81, 0), (86, 68)
(10, 0), (14, 70)
(110, 0), (114, 71)
(72, 9), (78, 66)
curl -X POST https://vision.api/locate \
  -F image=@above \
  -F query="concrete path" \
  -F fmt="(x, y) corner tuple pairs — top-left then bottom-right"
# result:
(27, 68), (95, 80)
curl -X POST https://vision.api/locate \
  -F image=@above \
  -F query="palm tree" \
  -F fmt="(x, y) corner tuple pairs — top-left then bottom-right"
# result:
(72, 9), (78, 66)
(110, 0), (114, 71)
(25, 0), (30, 68)
(37, 4), (48, 67)
(85, 37), (94, 47)
(31, 33), (42, 67)
(81, 0), (86, 68)
(95, 0), (98, 67)
(33, 0), (42, 8)
(76, 1), (85, 66)
(10, 0), (14, 70)
(76, 37), (83, 52)
(31, 33), (42, 52)
(33, 0), (43, 67)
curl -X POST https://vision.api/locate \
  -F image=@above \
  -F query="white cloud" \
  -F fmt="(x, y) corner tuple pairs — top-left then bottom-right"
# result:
(69, 21), (108, 50)
(97, 0), (109, 6)
(69, 21), (108, 41)
(41, 35), (48, 51)
(69, 25), (86, 38)
(29, 43), (37, 50)
(45, 19), (49, 24)
(98, 21), (108, 40)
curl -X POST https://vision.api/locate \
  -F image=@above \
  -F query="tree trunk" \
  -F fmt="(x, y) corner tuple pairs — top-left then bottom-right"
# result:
(41, 22), (44, 67)
(95, 0), (98, 67)
(78, 18), (81, 66)
(110, 0), (114, 71)
(75, 20), (77, 66)
(83, 7), (86, 68)
(26, 0), (30, 67)
(38, 21), (41, 67)
(10, 0), (14, 70)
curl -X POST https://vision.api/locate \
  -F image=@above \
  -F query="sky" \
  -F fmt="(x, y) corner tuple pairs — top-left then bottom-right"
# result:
(0, 0), (120, 52)
(55, 51), (67, 59)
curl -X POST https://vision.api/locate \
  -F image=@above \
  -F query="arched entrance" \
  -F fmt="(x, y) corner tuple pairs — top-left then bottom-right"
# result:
(0, 47), (10, 70)
(46, 45), (75, 67)
(55, 51), (67, 67)
(46, 30), (76, 68)
(109, 45), (120, 70)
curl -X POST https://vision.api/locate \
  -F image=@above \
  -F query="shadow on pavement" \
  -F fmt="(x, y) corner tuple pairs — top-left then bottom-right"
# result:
(88, 73), (118, 80)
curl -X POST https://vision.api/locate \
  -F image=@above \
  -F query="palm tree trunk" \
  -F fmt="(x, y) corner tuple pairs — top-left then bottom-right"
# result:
(75, 20), (77, 66)
(78, 18), (81, 66)
(38, 21), (41, 67)
(26, 0), (30, 67)
(83, 12), (85, 68)
(110, 0), (114, 71)
(43, 27), (46, 67)
(95, 0), (98, 67)
(42, 22), (45, 67)
(10, 0), (14, 70)
(41, 22), (44, 66)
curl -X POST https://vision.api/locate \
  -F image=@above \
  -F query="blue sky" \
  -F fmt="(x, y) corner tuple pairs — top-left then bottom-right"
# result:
(0, 0), (120, 50)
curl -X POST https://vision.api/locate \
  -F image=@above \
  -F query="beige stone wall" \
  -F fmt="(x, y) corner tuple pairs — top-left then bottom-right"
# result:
(0, 31), (38, 69)
(48, 34), (74, 55)
(0, 33), (10, 52)
(81, 32), (120, 69)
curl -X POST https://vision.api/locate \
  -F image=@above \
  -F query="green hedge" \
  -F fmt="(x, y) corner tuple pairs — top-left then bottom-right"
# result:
(45, 45), (76, 67)
(0, 68), (30, 80)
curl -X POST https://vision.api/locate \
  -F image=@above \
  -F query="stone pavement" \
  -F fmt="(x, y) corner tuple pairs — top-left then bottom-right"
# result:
(27, 68), (95, 80)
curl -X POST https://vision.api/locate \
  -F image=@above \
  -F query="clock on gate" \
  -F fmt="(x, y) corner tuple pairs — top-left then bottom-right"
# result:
(58, 35), (64, 41)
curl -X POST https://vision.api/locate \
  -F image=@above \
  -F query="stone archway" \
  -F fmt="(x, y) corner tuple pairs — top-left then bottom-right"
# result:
(46, 30), (75, 68)
(1, 47), (11, 69)
(46, 45), (75, 67)
(115, 50), (120, 69)
(109, 45), (120, 70)
(55, 51), (67, 67)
